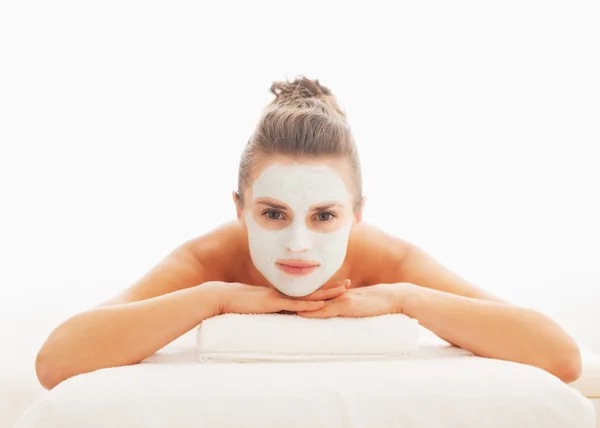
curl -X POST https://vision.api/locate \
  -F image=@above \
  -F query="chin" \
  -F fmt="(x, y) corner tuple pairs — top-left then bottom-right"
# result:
(278, 288), (318, 298)
(265, 264), (332, 297)
(274, 280), (322, 298)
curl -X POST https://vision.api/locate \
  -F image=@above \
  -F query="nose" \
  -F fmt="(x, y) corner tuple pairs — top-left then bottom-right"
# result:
(286, 224), (312, 253)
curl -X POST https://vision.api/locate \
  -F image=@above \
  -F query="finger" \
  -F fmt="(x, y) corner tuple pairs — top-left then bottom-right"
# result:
(331, 279), (352, 289)
(316, 279), (351, 291)
(300, 279), (351, 300)
(280, 299), (325, 312)
(297, 302), (340, 318)
(303, 285), (347, 301)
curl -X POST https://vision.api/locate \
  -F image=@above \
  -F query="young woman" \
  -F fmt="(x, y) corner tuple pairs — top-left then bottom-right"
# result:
(35, 77), (582, 390)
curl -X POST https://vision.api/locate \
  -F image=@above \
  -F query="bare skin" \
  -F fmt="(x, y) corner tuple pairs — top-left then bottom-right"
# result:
(35, 155), (582, 390)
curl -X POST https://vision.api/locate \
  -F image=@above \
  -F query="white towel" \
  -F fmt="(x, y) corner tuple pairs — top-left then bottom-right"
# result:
(196, 313), (419, 363)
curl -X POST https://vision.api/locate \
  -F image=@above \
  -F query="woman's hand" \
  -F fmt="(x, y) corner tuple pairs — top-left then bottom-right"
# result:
(296, 283), (411, 318)
(209, 279), (351, 316)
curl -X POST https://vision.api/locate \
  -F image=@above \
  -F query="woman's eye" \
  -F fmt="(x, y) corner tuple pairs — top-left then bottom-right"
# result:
(315, 212), (335, 221)
(264, 210), (284, 220)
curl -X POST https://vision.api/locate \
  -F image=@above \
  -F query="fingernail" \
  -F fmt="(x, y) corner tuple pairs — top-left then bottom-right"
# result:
(345, 279), (351, 287)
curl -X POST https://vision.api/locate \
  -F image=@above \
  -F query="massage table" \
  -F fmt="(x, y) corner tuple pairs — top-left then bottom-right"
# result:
(9, 327), (599, 428)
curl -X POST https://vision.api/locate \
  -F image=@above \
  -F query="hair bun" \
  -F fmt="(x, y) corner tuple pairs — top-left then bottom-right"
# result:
(269, 76), (344, 117)
(270, 76), (331, 101)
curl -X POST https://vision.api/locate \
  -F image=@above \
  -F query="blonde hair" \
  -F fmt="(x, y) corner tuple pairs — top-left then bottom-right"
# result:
(238, 76), (362, 208)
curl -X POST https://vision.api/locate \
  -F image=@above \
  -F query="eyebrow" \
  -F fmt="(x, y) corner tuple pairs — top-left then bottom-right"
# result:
(255, 199), (289, 210)
(255, 199), (344, 211)
(310, 202), (344, 211)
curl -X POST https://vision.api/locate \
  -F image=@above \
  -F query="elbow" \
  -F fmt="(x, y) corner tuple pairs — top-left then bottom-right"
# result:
(35, 347), (68, 390)
(549, 342), (583, 383)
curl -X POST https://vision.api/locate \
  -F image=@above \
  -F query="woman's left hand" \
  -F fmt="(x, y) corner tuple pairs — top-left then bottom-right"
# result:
(296, 283), (413, 318)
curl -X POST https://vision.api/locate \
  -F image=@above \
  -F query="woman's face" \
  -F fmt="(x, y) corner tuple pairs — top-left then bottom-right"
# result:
(236, 155), (362, 297)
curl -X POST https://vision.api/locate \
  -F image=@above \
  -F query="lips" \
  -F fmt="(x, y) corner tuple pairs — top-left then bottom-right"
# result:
(276, 260), (320, 276)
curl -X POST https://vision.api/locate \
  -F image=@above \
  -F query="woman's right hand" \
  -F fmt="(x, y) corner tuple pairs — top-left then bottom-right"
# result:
(207, 280), (351, 316)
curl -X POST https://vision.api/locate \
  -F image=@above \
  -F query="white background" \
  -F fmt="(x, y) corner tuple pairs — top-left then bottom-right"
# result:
(1, 0), (599, 372)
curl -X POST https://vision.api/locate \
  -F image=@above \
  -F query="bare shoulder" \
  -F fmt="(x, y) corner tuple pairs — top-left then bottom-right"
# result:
(100, 220), (245, 306)
(185, 220), (247, 281)
(351, 222), (502, 302)
(348, 222), (412, 285)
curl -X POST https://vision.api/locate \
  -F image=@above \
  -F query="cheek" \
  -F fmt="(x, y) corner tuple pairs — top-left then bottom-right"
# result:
(313, 223), (352, 255)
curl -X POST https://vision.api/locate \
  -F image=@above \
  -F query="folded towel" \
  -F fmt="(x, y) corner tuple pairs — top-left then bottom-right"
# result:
(196, 313), (419, 363)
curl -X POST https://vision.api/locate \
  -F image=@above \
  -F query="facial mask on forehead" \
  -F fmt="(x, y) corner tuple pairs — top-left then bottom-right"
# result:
(245, 164), (352, 297)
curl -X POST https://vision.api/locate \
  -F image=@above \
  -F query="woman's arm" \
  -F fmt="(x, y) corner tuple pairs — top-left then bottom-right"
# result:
(302, 233), (582, 382)
(396, 242), (581, 382)
(35, 239), (335, 390)
(35, 241), (216, 390)
(401, 284), (582, 382)
(298, 281), (582, 382)
(36, 284), (222, 390)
